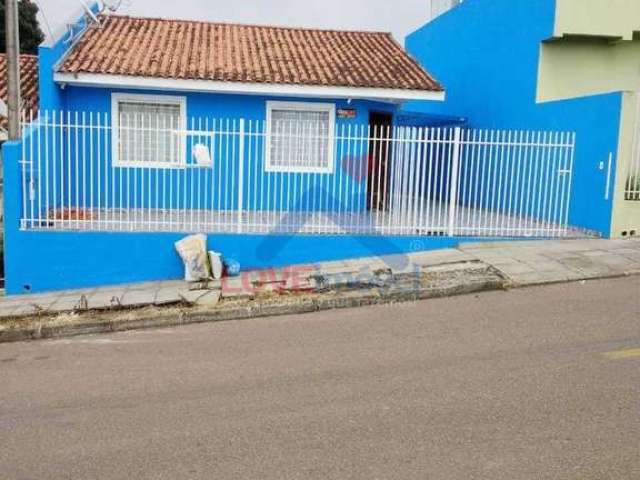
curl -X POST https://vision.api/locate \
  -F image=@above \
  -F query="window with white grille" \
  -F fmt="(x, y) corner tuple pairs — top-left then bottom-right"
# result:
(265, 101), (335, 173)
(112, 93), (186, 168)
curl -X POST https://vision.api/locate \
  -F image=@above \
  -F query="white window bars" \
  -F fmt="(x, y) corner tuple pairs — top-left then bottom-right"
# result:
(111, 93), (187, 168)
(19, 110), (579, 238)
(265, 101), (335, 174)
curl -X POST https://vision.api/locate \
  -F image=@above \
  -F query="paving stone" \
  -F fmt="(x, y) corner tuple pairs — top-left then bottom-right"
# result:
(153, 280), (189, 289)
(5, 293), (60, 311)
(178, 289), (209, 305)
(555, 255), (600, 270)
(119, 289), (157, 308)
(10, 303), (44, 317)
(593, 254), (638, 269)
(578, 250), (620, 260)
(124, 282), (164, 292)
(493, 262), (537, 276)
(0, 305), (17, 317)
(153, 287), (182, 306)
(531, 260), (577, 272)
(48, 295), (85, 313)
(282, 277), (317, 293)
(195, 290), (221, 307)
(414, 253), (474, 266)
(220, 277), (255, 299)
(509, 271), (571, 285)
(568, 266), (615, 278)
(86, 289), (128, 309)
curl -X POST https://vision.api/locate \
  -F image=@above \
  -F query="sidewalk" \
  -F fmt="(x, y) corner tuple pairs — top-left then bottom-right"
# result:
(0, 238), (638, 341)
(459, 238), (640, 285)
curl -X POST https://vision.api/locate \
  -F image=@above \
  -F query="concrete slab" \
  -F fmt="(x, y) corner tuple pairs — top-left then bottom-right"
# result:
(47, 295), (86, 313)
(119, 289), (157, 308)
(178, 290), (209, 305)
(493, 263), (538, 276)
(10, 303), (44, 317)
(153, 287), (182, 306)
(0, 305), (17, 317)
(86, 289), (128, 309)
(195, 290), (221, 307)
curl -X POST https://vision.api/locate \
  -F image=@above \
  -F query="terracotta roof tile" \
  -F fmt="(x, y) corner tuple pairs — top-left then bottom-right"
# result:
(59, 15), (442, 92)
(0, 54), (39, 128)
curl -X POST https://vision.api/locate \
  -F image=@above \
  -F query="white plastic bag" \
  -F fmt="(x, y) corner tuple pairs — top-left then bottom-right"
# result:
(175, 234), (211, 282)
(208, 251), (223, 280)
(193, 143), (212, 166)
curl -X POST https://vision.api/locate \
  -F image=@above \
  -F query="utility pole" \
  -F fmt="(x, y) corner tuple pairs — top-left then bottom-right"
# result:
(5, 0), (22, 140)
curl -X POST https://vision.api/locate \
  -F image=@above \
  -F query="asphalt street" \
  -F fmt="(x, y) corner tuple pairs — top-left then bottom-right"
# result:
(1, 277), (639, 479)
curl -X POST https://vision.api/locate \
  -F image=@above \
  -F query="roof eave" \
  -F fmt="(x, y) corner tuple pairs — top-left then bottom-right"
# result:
(53, 72), (445, 103)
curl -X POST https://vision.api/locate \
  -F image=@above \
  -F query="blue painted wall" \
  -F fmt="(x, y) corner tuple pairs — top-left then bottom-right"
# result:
(405, 0), (622, 236)
(4, 227), (486, 294)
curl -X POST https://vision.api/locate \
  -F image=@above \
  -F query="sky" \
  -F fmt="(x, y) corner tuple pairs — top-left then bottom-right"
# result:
(36, 0), (434, 45)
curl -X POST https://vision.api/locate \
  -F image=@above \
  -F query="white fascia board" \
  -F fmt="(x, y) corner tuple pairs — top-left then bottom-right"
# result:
(54, 72), (446, 103)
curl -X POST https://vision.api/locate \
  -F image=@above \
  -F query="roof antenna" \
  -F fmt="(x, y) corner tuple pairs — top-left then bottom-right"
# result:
(102, 0), (123, 12)
(65, 1), (103, 43)
(80, 0), (100, 25)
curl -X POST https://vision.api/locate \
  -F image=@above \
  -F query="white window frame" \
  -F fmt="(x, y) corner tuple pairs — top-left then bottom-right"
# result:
(265, 101), (336, 174)
(111, 93), (187, 169)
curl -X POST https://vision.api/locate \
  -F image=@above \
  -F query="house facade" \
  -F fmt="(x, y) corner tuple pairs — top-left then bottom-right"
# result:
(3, 2), (585, 294)
(3, 4), (452, 294)
(407, 0), (640, 238)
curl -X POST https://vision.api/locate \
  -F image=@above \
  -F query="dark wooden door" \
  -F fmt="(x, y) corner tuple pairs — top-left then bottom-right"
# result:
(367, 112), (393, 211)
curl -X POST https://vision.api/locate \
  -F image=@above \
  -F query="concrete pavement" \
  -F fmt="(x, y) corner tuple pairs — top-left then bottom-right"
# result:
(1, 277), (639, 479)
(460, 238), (640, 285)
(0, 238), (638, 319)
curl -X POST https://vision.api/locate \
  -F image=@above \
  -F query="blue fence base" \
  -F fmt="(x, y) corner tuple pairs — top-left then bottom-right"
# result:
(4, 230), (509, 295)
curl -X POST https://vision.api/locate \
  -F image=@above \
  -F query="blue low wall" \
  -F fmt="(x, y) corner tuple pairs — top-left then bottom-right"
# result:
(4, 229), (491, 294)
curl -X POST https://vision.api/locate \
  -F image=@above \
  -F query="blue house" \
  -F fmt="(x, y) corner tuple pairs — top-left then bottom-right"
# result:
(406, 0), (640, 239)
(3, 2), (586, 294)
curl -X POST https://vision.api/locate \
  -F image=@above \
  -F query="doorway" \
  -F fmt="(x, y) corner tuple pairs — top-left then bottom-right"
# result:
(367, 112), (393, 211)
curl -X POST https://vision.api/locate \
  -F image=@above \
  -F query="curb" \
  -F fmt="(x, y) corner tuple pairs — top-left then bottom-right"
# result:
(0, 265), (506, 343)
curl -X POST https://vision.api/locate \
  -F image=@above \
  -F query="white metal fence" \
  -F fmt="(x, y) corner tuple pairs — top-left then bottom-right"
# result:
(19, 111), (577, 238)
(626, 95), (640, 201)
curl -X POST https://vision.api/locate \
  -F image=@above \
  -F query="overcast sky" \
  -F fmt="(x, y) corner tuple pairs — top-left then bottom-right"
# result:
(36, 0), (433, 45)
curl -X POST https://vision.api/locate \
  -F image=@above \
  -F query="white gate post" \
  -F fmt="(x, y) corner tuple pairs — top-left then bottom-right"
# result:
(448, 127), (462, 236)
(237, 118), (245, 233)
